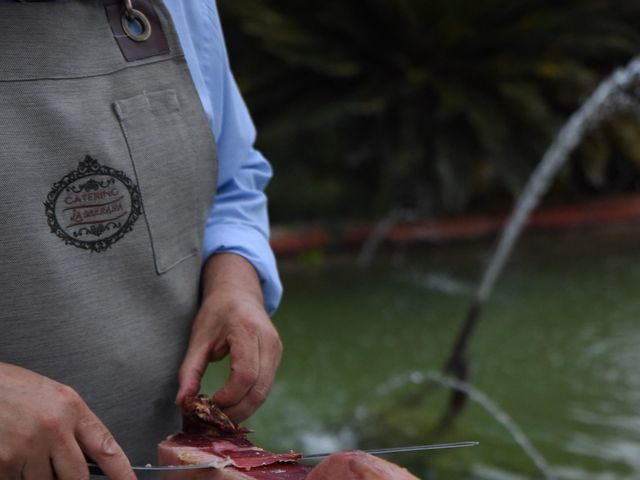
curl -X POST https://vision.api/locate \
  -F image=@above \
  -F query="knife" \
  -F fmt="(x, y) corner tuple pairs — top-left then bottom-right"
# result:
(88, 441), (479, 475)
(301, 441), (479, 460)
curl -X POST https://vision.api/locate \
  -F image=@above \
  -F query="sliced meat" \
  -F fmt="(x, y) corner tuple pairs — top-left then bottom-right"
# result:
(159, 433), (301, 470)
(159, 435), (419, 480)
(158, 430), (310, 479)
(307, 451), (421, 480)
(161, 395), (308, 478)
(181, 394), (251, 436)
(158, 434), (233, 469)
(158, 464), (312, 480)
(164, 395), (418, 479)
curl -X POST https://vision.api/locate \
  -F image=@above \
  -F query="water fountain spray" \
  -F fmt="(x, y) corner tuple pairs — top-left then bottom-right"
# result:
(443, 56), (640, 413)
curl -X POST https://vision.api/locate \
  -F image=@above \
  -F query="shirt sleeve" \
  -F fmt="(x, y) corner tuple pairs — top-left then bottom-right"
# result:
(181, 1), (283, 315)
(201, 72), (283, 315)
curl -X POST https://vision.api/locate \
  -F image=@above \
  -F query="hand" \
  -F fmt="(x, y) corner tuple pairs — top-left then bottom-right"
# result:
(176, 253), (283, 423)
(0, 363), (136, 480)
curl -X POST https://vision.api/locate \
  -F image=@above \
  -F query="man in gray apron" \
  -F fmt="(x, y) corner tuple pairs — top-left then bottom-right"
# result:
(0, 1), (283, 478)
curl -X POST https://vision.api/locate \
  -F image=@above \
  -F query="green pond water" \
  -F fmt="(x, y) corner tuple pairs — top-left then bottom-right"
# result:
(204, 225), (640, 479)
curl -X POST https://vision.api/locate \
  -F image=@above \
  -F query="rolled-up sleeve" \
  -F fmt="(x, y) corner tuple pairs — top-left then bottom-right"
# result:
(164, 0), (282, 314)
(202, 71), (282, 315)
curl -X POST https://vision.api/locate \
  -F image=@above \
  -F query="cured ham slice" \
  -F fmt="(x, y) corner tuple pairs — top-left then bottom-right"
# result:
(306, 451), (420, 480)
(158, 432), (313, 480)
(158, 433), (305, 473)
(158, 395), (311, 479)
(159, 395), (420, 480)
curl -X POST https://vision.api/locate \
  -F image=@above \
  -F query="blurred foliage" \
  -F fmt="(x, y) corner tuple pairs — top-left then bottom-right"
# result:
(219, 0), (640, 222)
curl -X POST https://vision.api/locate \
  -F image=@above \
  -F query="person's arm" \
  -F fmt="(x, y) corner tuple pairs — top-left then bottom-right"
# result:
(172, 0), (283, 422)
(0, 363), (136, 480)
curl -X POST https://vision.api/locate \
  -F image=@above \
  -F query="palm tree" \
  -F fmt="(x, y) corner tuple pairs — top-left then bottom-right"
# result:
(220, 0), (640, 222)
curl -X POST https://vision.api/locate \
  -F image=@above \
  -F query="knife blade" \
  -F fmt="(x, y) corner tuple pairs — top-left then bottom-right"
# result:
(300, 440), (479, 460)
(88, 440), (479, 475)
(87, 458), (233, 475)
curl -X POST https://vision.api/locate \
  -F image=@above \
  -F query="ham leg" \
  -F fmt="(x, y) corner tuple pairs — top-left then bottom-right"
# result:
(159, 395), (421, 479)
(158, 395), (311, 479)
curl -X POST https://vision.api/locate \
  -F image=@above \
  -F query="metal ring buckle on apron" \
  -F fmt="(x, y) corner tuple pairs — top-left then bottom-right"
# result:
(122, 0), (151, 42)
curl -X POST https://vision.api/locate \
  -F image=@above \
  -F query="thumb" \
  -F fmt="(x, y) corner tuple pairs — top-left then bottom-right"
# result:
(176, 342), (209, 406)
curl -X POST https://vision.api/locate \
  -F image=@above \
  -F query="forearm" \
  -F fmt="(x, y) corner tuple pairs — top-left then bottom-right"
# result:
(201, 252), (264, 308)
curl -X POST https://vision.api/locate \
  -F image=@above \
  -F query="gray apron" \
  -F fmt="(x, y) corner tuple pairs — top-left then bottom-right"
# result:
(0, 0), (218, 464)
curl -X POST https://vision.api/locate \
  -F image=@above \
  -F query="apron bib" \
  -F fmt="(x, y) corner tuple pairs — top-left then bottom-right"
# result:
(0, 0), (218, 463)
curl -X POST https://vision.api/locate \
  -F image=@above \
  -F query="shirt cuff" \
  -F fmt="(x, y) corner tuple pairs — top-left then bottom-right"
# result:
(202, 223), (283, 316)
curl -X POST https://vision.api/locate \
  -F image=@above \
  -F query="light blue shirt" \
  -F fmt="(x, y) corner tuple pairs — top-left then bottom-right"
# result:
(163, 0), (282, 314)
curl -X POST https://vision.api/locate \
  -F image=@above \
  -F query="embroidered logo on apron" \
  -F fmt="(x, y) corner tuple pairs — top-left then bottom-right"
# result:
(44, 155), (142, 252)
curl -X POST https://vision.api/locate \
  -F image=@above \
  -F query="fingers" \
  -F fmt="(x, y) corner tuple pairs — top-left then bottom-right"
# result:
(177, 254), (284, 422)
(0, 459), (20, 480)
(221, 331), (283, 423)
(212, 330), (261, 410)
(22, 458), (54, 480)
(0, 366), (132, 480)
(75, 412), (136, 480)
(177, 306), (230, 406)
(176, 340), (210, 406)
(10, 433), (53, 480)
(22, 437), (91, 480)
(51, 436), (90, 480)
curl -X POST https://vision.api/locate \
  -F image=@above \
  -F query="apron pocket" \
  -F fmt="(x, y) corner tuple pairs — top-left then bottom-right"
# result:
(114, 89), (198, 274)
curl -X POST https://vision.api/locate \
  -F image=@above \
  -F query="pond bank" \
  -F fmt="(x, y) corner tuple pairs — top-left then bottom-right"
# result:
(271, 193), (640, 255)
